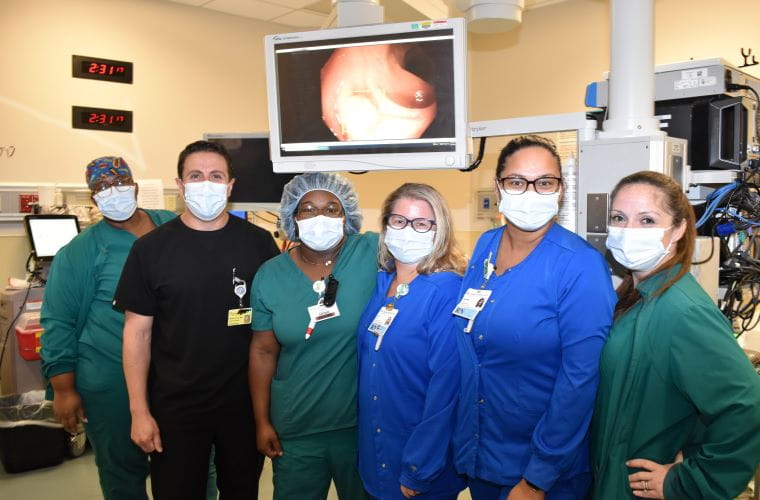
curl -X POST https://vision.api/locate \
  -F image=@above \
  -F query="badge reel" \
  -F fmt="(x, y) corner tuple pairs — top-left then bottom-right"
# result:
(306, 275), (340, 340)
(368, 283), (408, 351)
(228, 268), (252, 326)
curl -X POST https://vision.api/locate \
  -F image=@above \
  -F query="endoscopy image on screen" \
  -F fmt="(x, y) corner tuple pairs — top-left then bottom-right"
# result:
(274, 30), (456, 156)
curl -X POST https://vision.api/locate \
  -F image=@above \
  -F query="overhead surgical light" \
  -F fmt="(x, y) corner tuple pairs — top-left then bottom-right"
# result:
(453, 0), (524, 34)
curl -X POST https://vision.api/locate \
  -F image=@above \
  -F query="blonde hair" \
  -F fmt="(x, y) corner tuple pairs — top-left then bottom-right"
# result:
(378, 183), (467, 275)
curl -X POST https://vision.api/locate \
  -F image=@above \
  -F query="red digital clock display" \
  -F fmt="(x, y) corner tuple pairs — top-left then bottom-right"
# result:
(72, 106), (133, 133)
(72, 55), (133, 84)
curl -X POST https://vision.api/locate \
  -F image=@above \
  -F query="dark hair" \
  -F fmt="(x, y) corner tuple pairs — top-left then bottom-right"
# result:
(611, 171), (697, 318)
(177, 140), (234, 179)
(496, 135), (562, 178)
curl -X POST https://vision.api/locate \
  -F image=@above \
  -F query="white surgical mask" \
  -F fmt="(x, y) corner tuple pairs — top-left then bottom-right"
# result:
(498, 188), (560, 231)
(183, 181), (229, 221)
(297, 215), (344, 251)
(384, 226), (435, 265)
(94, 186), (137, 222)
(605, 226), (674, 272)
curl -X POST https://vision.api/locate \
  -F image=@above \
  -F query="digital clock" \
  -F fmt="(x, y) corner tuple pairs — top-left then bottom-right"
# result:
(72, 55), (133, 84)
(72, 106), (133, 133)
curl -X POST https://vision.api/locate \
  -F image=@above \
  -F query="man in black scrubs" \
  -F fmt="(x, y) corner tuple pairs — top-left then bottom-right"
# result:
(115, 140), (279, 499)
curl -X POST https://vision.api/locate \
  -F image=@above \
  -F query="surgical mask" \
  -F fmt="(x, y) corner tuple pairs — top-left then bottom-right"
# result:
(498, 189), (560, 231)
(183, 181), (229, 221)
(605, 226), (674, 272)
(94, 186), (137, 222)
(384, 226), (435, 265)
(297, 215), (344, 251)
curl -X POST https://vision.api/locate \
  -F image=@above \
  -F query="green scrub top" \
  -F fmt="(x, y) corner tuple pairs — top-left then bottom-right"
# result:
(251, 232), (379, 440)
(41, 210), (176, 386)
(590, 266), (760, 500)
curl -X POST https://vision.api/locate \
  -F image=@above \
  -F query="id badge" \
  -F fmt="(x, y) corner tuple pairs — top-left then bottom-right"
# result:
(307, 302), (341, 324)
(453, 289), (492, 320)
(368, 307), (399, 337)
(227, 307), (252, 326)
(453, 288), (492, 333)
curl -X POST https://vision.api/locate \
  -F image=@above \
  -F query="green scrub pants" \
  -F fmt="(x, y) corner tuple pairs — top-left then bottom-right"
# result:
(272, 427), (369, 500)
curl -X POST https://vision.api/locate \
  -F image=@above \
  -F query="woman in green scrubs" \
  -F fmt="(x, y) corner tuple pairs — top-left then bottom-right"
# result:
(591, 171), (760, 499)
(249, 172), (377, 500)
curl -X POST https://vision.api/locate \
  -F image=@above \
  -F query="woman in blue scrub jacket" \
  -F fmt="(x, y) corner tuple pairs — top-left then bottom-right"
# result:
(452, 136), (617, 500)
(356, 183), (467, 500)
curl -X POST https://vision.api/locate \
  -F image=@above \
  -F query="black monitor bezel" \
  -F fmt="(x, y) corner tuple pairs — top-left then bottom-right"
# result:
(23, 214), (81, 261)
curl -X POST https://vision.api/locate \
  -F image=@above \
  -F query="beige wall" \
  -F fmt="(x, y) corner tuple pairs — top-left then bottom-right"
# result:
(0, 0), (282, 185)
(1, 0), (760, 270)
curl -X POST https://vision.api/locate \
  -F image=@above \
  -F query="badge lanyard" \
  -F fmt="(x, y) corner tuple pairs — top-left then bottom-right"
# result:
(305, 274), (340, 340)
(369, 283), (409, 351)
(232, 268), (247, 307)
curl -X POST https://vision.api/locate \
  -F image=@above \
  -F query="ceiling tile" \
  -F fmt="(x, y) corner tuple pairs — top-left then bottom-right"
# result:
(303, 0), (332, 15)
(265, 0), (320, 9)
(165, 0), (210, 6)
(205, 0), (292, 20)
(270, 8), (330, 28)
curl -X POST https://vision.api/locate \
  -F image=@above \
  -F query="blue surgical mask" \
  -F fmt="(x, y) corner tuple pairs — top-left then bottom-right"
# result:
(94, 186), (137, 221)
(183, 181), (229, 221)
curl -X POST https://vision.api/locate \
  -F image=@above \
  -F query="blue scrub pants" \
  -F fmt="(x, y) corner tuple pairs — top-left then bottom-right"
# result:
(467, 473), (591, 500)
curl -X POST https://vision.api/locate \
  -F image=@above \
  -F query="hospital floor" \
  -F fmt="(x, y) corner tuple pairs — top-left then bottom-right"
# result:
(0, 451), (474, 499)
(1, 445), (756, 499)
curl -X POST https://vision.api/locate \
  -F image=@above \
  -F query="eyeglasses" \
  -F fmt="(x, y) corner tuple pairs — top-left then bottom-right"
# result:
(386, 214), (436, 233)
(296, 203), (344, 219)
(91, 176), (135, 195)
(498, 176), (562, 195)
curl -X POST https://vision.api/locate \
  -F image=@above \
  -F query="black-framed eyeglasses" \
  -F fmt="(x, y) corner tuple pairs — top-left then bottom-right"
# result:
(498, 175), (562, 195)
(91, 175), (135, 195)
(296, 203), (344, 219)
(386, 214), (436, 233)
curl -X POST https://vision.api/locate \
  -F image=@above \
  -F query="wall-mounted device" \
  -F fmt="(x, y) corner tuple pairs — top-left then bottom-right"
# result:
(23, 215), (80, 261)
(578, 134), (688, 253)
(72, 55), (133, 84)
(264, 18), (469, 172)
(72, 106), (133, 133)
(586, 58), (759, 171)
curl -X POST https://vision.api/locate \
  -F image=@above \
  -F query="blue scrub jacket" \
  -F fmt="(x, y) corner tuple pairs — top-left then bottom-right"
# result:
(453, 223), (616, 493)
(357, 270), (466, 499)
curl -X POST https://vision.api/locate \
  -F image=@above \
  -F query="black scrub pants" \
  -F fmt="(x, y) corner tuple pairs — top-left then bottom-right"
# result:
(150, 403), (263, 500)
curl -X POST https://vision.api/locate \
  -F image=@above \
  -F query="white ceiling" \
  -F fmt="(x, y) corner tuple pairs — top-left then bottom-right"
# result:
(165, 0), (568, 29)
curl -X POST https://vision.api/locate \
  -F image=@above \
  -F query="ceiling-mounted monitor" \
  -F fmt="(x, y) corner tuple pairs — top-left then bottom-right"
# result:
(264, 18), (470, 172)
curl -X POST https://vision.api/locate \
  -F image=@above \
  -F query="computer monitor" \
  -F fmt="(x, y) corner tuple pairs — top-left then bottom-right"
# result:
(264, 18), (469, 172)
(205, 133), (296, 210)
(23, 215), (80, 261)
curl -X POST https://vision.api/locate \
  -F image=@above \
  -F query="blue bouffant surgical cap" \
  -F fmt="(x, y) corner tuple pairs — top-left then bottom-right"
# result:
(279, 172), (363, 242)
